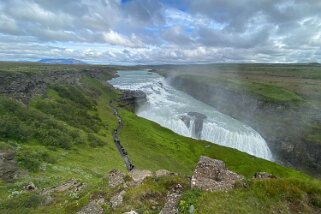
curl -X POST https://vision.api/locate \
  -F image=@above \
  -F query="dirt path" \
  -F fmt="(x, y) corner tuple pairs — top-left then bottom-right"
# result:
(109, 99), (134, 171)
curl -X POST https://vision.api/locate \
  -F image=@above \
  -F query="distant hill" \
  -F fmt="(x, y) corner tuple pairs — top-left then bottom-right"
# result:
(38, 58), (86, 64)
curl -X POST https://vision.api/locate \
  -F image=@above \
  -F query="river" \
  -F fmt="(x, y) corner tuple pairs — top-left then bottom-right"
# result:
(108, 70), (273, 161)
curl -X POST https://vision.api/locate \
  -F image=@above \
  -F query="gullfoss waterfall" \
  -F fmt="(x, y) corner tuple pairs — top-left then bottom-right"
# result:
(109, 70), (273, 161)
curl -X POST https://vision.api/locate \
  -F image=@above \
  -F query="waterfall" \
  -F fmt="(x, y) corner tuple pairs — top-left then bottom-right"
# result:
(108, 70), (274, 161)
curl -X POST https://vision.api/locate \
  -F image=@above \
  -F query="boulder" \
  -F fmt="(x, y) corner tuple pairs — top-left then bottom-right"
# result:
(191, 156), (245, 192)
(253, 172), (277, 179)
(160, 184), (183, 214)
(129, 169), (152, 183)
(54, 179), (83, 192)
(123, 210), (138, 214)
(155, 169), (177, 177)
(77, 201), (104, 214)
(0, 150), (19, 182)
(25, 182), (37, 191)
(108, 169), (125, 188)
(41, 179), (84, 197)
(110, 190), (126, 208)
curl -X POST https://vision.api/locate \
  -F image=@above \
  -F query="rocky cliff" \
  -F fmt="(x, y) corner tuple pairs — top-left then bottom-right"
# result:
(0, 65), (116, 104)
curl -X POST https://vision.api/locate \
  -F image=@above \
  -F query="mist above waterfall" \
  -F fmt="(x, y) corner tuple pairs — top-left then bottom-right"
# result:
(109, 70), (274, 161)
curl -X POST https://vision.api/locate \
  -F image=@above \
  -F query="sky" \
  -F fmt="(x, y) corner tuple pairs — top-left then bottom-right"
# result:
(0, 0), (320, 64)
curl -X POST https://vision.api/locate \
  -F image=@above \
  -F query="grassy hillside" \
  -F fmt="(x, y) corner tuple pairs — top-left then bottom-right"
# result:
(0, 63), (320, 213)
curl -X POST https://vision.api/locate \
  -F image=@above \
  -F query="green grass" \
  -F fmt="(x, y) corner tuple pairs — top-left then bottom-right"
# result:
(0, 63), (320, 213)
(178, 75), (302, 104)
(245, 82), (302, 103)
(180, 178), (321, 213)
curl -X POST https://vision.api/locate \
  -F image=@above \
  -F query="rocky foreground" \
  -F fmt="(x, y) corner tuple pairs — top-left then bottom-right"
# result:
(71, 156), (274, 214)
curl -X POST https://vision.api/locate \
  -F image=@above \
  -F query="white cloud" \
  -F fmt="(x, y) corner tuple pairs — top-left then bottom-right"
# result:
(103, 30), (145, 48)
(0, 0), (320, 64)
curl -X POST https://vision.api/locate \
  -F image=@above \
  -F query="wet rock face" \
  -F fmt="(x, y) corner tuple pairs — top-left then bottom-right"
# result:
(188, 112), (206, 139)
(119, 90), (147, 111)
(180, 112), (207, 139)
(180, 115), (191, 128)
(191, 156), (245, 192)
(0, 150), (19, 182)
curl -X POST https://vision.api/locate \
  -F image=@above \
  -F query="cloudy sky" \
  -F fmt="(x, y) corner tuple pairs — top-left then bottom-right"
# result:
(0, 0), (320, 64)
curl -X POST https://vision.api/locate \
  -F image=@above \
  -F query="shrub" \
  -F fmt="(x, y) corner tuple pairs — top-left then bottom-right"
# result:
(0, 114), (31, 140)
(87, 133), (106, 147)
(51, 85), (94, 108)
(17, 148), (55, 172)
(178, 190), (202, 213)
(2, 192), (42, 209)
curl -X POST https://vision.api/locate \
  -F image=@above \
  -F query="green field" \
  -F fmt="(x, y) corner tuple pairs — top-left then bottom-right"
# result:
(0, 63), (320, 213)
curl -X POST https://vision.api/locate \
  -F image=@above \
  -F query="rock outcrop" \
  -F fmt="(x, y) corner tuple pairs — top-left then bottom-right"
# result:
(155, 169), (177, 177)
(110, 190), (126, 208)
(77, 201), (104, 214)
(123, 210), (138, 214)
(180, 112), (207, 139)
(108, 169), (125, 188)
(0, 66), (116, 104)
(25, 182), (37, 191)
(119, 90), (147, 111)
(253, 172), (277, 179)
(160, 184), (183, 214)
(41, 178), (84, 205)
(129, 169), (152, 183)
(0, 150), (19, 182)
(191, 156), (245, 192)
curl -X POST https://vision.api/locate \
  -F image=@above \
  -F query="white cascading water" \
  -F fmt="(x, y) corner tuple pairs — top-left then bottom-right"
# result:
(108, 70), (274, 161)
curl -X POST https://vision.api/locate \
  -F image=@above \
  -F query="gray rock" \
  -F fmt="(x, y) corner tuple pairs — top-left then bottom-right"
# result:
(119, 90), (147, 111)
(160, 184), (183, 214)
(110, 190), (126, 208)
(191, 156), (245, 192)
(129, 169), (152, 183)
(180, 115), (191, 128)
(54, 179), (83, 192)
(41, 179), (84, 198)
(155, 169), (177, 177)
(180, 112), (207, 139)
(108, 169), (125, 188)
(77, 201), (104, 214)
(123, 211), (139, 214)
(253, 172), (277, 179)
(25, 182), (37, 191)
(0, 150), (19, 182)
(42, 195), (54, 206)
(187, 112), (206, 139)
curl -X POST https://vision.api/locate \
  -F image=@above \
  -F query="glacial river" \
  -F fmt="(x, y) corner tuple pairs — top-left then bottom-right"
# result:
(108, 70), (273, 161)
